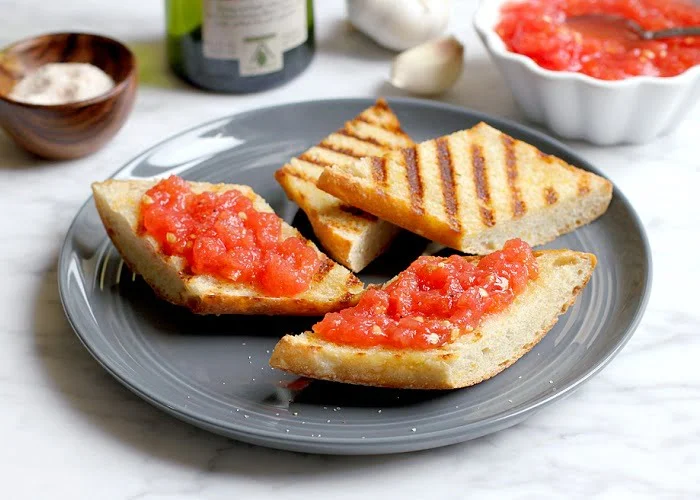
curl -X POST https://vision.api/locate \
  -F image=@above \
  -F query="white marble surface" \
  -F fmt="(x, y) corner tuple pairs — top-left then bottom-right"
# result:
(1, 1), (698, 499)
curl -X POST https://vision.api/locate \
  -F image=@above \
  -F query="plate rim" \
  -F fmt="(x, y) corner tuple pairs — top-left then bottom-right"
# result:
(58, 96), (653, 451)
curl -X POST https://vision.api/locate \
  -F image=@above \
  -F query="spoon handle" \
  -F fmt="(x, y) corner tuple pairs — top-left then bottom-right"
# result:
(644, 26), (700, 40)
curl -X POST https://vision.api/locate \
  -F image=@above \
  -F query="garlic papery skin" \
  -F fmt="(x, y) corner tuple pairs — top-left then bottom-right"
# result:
(390, 36), (465, 96)
(346, 0), (451, 52)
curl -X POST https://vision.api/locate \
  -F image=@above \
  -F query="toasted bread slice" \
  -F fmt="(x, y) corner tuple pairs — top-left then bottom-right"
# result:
(317, 122), (613, 254)
(270, 250), (596, 389)
(275, 99), (414, 272)
(92, 179), (364, 315)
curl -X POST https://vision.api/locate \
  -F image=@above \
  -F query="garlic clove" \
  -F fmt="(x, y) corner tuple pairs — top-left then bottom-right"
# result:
(390, 36), (465, 96)
(346, 0), (451, 52)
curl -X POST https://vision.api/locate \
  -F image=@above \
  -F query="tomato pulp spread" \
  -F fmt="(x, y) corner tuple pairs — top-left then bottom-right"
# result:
(139, 176), (321, 297)
(314, 239), (538, 350)
(496, 0), (700, 80)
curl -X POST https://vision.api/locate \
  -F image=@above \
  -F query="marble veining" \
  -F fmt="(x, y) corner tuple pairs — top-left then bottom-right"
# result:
(1, 1), (698, 499)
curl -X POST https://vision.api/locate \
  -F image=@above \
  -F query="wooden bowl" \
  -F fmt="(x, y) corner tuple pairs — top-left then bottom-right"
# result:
(0, 33), (137, 160)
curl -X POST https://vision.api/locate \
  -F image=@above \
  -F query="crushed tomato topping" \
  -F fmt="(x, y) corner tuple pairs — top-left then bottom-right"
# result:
(139, 175), (321, 297)
(496, 0), (700, 80)
(313, 239), (538, 350)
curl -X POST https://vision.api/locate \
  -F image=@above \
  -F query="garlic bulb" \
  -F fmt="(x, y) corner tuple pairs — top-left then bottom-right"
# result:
(390, 36), (464, 96)
(347, 0), (451, 51)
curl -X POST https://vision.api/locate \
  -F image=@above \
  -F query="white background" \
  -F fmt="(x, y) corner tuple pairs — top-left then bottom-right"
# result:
(1, 1), (698, 498)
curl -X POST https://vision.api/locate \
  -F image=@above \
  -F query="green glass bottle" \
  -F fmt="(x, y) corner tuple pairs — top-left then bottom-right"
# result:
(166, 0), (315, 93)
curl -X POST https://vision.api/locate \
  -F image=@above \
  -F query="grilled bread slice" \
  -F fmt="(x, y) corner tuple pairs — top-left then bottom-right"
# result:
(92, 179), (363, 316)
(317, 122), (613, 254)
(275, 99), (414, 272)
(269, 250), (596, 389)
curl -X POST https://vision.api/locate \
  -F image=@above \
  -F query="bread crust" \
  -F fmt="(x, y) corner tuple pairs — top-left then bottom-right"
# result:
(92, 179), (364, 316)
(269, 250), (597, 389)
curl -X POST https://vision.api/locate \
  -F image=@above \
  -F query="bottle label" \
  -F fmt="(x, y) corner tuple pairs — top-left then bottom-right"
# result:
(203, 0), (308, 76)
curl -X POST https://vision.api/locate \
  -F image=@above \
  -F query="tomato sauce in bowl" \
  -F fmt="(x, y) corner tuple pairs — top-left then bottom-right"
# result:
(496, 0), (700, 80)
(313, 239), (538, 350)
(139, 175), (321, 297)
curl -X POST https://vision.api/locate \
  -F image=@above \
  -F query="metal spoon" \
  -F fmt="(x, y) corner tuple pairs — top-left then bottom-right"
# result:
(569, 14), (700, 40)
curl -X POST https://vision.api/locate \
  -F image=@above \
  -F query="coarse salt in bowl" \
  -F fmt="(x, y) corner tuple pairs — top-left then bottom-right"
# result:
(0, 32), (137, 160)
(473, 0), (700, 145)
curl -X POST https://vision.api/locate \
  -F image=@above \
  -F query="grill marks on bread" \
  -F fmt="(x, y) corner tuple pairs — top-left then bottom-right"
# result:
(577, 175), (591, 196)
(317, 140), (367, 159)
(471, 144), (495, 228)
(274, 99), (414, 271)
(296, 153), (334, 169)
(316, 122), (614, 255)
(502, 135), (526, 218)
(436, 138), (461, 233)
(544, 187), (559, 205)
(284, 101), (412, 181)
(280, 163), (319, 183)
(403, 146), (424, 215)
(371, 156), (388, 185)
(336, 129), (384, 148)
(312, 258), (336, 284)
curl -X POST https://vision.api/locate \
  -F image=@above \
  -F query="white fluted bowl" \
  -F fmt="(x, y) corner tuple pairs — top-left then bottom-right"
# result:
(473, 0), (700, 145)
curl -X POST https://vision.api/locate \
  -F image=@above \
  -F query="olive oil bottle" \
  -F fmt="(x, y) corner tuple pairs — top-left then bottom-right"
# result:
(166, 0), (315, 93)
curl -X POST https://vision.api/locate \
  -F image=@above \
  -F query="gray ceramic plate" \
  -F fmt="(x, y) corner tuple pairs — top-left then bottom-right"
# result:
(59, 98), (651, 455)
